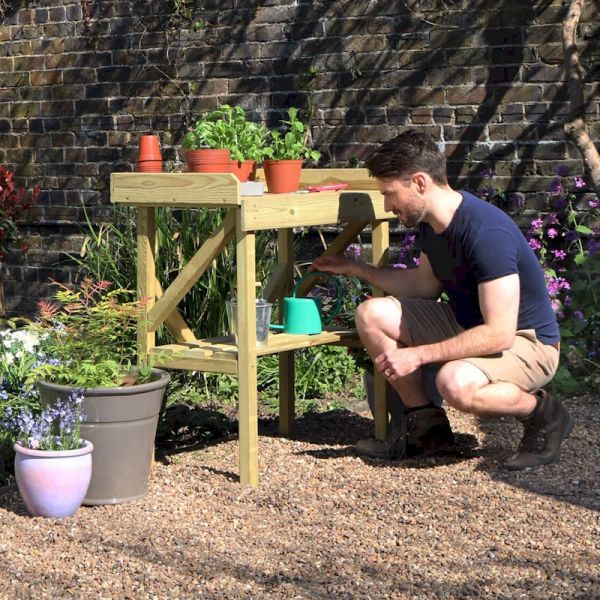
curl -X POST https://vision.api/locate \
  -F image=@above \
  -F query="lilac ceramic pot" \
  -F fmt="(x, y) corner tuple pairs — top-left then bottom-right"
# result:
(14, 440), (93, 518)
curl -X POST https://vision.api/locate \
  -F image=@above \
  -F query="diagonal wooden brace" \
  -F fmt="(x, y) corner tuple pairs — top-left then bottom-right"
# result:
(147, 210), (236, 332)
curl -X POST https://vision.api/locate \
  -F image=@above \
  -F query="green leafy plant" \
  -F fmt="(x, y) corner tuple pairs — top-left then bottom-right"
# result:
(27, 278), (151, 388)
(182, 104), (268, 163)
(264, 107), (321, 162)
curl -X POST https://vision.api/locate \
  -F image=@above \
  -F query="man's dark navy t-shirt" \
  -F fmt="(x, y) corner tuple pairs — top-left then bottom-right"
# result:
(417, 191), (559, 345)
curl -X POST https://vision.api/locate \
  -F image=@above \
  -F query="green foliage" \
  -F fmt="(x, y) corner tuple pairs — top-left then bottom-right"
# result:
(28, 278), (149, 388)
(182, 104), (268, 163)
(264, 108), (321, 162)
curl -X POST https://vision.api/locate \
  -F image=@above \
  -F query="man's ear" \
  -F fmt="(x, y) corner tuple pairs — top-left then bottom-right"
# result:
(412, 172), (428, 193)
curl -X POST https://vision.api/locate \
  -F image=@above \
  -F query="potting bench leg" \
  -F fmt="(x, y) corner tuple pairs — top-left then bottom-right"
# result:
(137, 207), (156, 361)
(237, 214), (259, 487)
(371, 220), (390, 440)
(277, 228), (295, 436)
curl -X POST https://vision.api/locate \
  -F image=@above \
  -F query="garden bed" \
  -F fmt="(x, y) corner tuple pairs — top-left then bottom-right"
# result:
(0, 395), (598, 598)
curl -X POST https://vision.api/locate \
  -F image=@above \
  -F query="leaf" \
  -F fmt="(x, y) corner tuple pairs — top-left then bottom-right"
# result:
(575, 225), (594, 234)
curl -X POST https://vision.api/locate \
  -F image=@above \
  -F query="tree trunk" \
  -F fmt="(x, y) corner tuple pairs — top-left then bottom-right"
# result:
(562, 0), (600, 194)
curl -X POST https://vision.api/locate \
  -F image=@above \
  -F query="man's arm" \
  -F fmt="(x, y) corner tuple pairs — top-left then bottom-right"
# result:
(312, 251), (443, 300)
(377, 273), (520, 379)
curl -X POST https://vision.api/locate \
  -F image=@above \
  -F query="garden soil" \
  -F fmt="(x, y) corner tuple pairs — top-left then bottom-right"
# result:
(0, 395), (598, 599)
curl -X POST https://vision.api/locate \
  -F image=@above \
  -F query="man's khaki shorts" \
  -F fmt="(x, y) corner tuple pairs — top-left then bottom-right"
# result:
(389, 297), (560, 392)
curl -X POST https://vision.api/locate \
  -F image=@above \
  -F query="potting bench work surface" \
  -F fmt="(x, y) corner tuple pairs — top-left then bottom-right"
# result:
(110, 169), (396, 486)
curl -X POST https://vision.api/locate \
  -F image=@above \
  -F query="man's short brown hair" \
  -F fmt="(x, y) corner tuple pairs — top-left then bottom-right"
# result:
(365, 130), (448, 186)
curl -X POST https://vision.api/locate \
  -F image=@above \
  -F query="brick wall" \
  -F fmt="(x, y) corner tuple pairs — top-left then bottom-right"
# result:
(0, 0), (598, 315)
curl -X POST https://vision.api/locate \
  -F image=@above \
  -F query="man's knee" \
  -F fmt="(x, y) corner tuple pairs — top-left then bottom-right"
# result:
(355, 297), (400, 336)
(436, 361), (488, 413)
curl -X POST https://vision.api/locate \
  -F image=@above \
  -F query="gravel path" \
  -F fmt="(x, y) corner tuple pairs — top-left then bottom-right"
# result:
(0, 396), (598, 599)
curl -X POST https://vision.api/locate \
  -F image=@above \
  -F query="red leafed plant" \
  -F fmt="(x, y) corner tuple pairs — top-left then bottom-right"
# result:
(0, 166), (40, 261)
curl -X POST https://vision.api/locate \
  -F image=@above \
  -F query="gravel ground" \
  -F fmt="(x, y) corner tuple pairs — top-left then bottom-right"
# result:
(0, 395), (598, 599)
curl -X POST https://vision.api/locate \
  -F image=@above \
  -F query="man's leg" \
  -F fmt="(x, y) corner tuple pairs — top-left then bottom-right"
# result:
(353, 297), (454, 458)
(436, 359), (574, 469)
(354, 296), (430, 408)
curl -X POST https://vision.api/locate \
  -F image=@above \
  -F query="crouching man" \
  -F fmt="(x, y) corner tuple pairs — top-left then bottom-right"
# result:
(313, 130), (574, 470)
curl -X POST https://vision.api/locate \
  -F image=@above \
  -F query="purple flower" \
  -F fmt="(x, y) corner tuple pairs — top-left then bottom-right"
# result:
(392, 263), (407, 269)
(547, 228), (558, 239)
(550, 179), (564, 195)
(573, 310), (584, 320)
(573, 176), (586, 189)
(552, 249), (566, 260)
(508, 194), (524, 208)
(551, 197), (568, 210)
(479, 168), (495, 178)
(528, 238), (542, 251)
(346, 244), (361, 257)
(530, 218), (543, 231)
(588, 198), (599, 209)
(555, 165), (570, 177)
(586, 239), (600, 255)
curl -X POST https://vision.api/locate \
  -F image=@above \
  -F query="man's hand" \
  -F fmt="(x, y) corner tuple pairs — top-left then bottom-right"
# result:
(375, 346), (423, 381)
(311, 254), (359, 276)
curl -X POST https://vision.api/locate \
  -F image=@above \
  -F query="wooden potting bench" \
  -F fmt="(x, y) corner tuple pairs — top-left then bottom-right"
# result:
(110, 168), (395, 486)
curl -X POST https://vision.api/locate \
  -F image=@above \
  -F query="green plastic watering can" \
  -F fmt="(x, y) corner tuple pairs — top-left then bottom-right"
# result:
(270, 271), (343, 335)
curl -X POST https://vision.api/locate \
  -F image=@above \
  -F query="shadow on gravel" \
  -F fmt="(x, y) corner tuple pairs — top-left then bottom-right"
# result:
(0, 485), (28, 517)
(270, 408), (481, 469)
(474, 395), (600, 512)
(155, 403), (238, 461)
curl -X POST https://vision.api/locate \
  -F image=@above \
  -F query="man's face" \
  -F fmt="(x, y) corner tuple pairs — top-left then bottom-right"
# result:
(376, 175), (426, 228)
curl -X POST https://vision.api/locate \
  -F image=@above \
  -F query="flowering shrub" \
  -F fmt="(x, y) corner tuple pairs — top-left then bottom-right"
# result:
(0, 166), (40, 260)
(483, 167), (600, 394)
(29, 278), (150, 388)
(1, 390), (85, 451)
(0, 328), (42, 412)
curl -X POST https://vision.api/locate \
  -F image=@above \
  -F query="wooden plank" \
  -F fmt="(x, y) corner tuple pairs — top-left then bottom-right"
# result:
(110, 172), (240, 207)
(148, 353), (238, 374)
(295, 222), (368, 298)
(153, 329), (360, 358)
(254, 168), (376, 190)
(241, 191), (389, 231)
(147, 211), (236, 332)
(299, 168), (375, 189)
(372, 220), (390, 440)
(137, 208), (156, 363)
(278, 228), (295, 437)
(154, 278), (197, 343)
(236, 210), (259, 487)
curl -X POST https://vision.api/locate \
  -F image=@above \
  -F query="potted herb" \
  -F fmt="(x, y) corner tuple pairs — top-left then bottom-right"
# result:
(1, 392), (93, 518)
(263, 107), (321, 193)
(182, 104), (268, 181)
(28, 278), (171, 505)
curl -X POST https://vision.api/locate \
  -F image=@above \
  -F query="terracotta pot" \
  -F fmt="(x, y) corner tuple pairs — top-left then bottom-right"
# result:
(14, 440), (93, 518)
(138, 135), (161, 161)
(263, 159), (303, 194)
(229, 159), (256, 182)
(136, 159), (163, 173)
(185, 149), (231, 173)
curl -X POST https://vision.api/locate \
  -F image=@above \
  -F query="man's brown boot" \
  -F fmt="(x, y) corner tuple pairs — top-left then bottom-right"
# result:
(355, 404), (455, 460)
(504, 390), (575, 471)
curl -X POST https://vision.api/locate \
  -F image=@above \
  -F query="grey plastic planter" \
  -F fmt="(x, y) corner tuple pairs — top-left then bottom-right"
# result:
(37, 369), (170, 505)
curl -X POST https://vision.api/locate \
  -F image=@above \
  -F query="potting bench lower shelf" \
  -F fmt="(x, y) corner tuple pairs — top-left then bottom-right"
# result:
(150, 328), (361, 374)
(110, 168), (395, 487)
